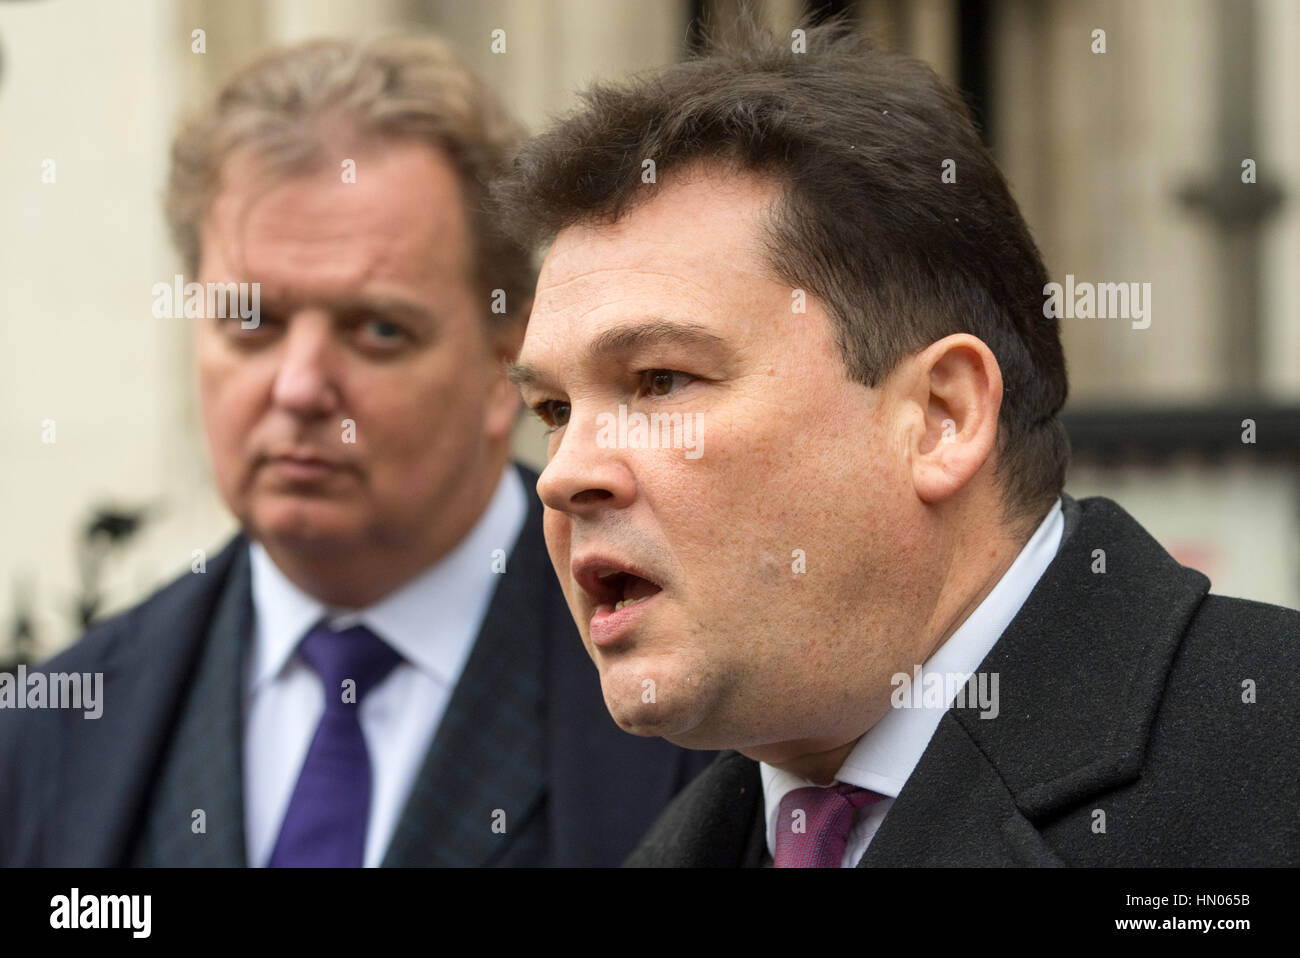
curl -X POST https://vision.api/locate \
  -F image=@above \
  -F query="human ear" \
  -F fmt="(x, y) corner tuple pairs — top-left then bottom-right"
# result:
(906, 334), (1003, 505)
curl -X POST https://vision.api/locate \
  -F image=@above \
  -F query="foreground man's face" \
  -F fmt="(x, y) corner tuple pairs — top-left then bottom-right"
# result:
(196, 143), (514, 570)
(517, 169), (930, 759)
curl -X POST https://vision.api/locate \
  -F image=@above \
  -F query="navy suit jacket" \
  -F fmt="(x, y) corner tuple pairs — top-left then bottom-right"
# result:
(0, 463), (713, 866)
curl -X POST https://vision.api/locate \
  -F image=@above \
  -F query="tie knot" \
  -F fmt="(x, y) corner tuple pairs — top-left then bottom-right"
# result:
(835, 782), (884, 809)
(297, 622), (402, 707)
(775, 782), (887, 868)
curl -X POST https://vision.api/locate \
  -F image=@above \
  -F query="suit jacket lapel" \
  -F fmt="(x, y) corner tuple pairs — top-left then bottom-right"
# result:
(861, 494), (1210, 865)
(45, 536), (248, 866)
(382, 466), (546, 867)
(128, 543), (251, 866)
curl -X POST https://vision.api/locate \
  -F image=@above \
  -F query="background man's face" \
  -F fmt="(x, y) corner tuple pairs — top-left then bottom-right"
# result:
(520, 169), (937, 762)
(196, 141), (516, 566)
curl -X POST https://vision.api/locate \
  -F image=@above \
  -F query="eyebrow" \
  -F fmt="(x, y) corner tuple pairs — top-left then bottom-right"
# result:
(259, 291), (440, 330)
(507, 320), (727, 390)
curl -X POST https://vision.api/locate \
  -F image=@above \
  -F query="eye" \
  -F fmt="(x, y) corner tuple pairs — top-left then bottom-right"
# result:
(221, 312), (281, 345)
(532, 400), (571, 431)
(639, 369), (694, 397)
(358, 315), (409, 346)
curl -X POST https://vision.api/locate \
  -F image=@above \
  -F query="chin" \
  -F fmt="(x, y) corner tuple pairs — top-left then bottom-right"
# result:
(248, 498), (371, 552)
(604, 697), (686, 739)
(599, 665), (709, 741)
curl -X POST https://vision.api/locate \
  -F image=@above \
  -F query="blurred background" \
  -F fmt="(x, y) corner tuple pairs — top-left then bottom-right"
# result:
(1, 0), (1297, 666)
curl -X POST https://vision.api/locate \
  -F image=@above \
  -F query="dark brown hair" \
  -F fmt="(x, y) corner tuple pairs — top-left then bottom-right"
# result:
(493, 15), (1069, 529)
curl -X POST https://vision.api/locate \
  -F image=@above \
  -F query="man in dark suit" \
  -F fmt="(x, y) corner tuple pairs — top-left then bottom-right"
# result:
(495, 19), (1300, 866)
(0, 36), (708, 868)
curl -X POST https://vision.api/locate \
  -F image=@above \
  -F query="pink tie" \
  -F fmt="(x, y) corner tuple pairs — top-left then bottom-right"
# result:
(774, 783), (887, 868)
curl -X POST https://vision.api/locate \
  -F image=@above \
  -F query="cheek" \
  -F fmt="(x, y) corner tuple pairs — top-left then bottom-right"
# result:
(198, 362), (256, 453)
(543, 516), (575, 583)
(642, 449), (781, 588)
(646, 424), (880, 619)
(346, 368), (483, 491)
(543, 510), (570, 562)
(542, 513), (582, 609)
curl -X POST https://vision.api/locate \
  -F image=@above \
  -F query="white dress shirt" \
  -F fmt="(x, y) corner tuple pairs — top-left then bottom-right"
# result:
(243, 465), (527, 868)
(761, 497), (1065, 867)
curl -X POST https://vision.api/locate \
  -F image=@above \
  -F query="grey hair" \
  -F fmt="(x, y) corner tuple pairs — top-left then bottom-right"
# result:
(165, 35), (534, 329)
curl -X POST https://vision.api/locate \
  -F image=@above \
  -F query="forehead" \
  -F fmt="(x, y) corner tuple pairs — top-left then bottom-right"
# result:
(200, 141), (470, 292)
(531, 168), (781, 323)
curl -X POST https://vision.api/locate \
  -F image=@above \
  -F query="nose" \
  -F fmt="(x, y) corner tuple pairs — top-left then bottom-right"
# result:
(536, 410), (636, 517)
(272, 312), (340, 418)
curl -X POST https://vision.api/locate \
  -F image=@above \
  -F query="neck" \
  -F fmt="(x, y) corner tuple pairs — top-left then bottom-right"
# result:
(919, 503), (1041, 663)
(753, 498), (1048, 786)
(757, 740), (860, 785)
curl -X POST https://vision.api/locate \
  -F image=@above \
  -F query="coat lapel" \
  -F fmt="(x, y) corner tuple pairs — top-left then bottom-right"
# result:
(857, 713), (1066, 866)
(45, 536), (248, 866)
(381, 466), (547, 867)
(127, 543), (251, 866)
(861, 495), (1210, 865)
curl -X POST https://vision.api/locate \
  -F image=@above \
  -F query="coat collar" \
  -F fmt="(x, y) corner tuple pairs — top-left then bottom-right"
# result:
(950, 494), (1208, 817)
(860, 494), (1210, 865)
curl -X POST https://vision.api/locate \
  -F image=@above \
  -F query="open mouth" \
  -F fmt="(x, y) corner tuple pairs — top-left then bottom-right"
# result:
(595, 571), (660, 608)
(572, 557), (667, 646)
(594, 569), (663, 612)
(582, 566), (665, 647)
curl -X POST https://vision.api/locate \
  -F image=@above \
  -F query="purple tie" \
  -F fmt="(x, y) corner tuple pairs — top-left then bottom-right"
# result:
(268, 622), (403, 867)
(774, 782), (888, 868)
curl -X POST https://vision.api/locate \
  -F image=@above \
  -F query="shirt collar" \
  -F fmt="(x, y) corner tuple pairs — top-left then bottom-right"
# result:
(761, 496), (1065, 857)
(247, 465), (528, 692)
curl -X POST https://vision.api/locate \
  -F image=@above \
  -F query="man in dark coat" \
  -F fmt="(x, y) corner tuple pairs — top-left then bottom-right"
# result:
(495, 18), (1299, 867)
